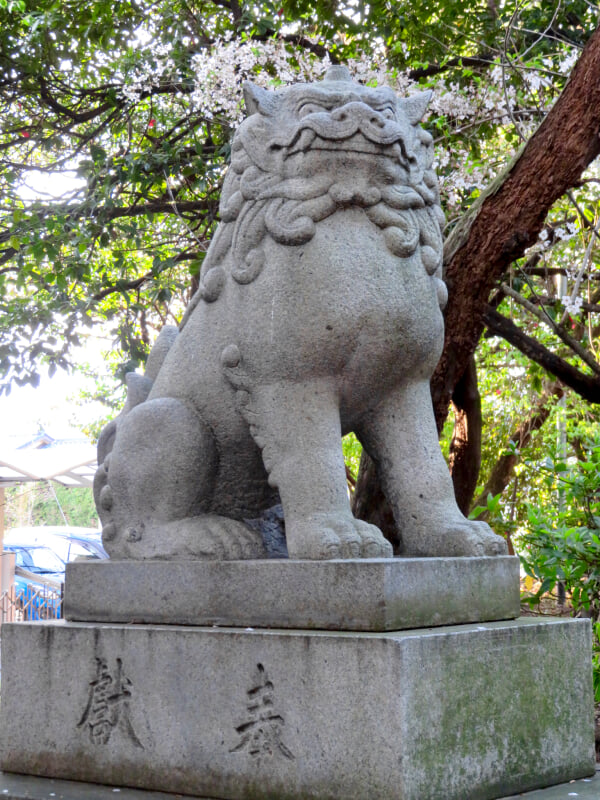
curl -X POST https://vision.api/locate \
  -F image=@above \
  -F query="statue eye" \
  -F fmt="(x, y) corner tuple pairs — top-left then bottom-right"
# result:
(380, 107), (395, 120)
(298, 102), (326, 118)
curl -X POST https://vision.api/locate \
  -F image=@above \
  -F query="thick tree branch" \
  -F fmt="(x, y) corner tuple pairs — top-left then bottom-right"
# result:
(39, 77), (114, 123)
(483, 306), (600, 402)
(471, 380), (564, 516)
(431, 25), (600, 428)
(0, 199), (213, 255)
(98, 199), (213, 220)
(92, 273), (154, 301)
(407, 53), (496, 80)
(260, 32), (337, 63)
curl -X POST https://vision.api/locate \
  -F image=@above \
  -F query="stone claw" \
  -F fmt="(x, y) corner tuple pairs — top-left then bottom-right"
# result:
(286, 513), (392, 560)
(402, 519), (507, 558)
(101, 514), (267, 560)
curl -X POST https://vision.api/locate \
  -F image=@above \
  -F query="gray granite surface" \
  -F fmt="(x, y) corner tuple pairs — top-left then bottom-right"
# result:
(1, 618), (594, 800)
(0, 764), (597, 799)
(64, 555), (521, 630)
(92, 66), (506, 562)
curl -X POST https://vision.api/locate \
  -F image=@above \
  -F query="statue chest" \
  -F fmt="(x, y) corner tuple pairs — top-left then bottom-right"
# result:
(237, 207), (445, 386)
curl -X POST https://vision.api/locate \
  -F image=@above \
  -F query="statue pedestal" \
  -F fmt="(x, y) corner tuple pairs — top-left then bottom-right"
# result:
(0, 558), (595, 800)
(62, 556), (520, 630)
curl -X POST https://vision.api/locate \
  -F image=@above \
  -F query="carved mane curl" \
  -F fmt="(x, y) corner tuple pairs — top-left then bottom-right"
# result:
(180, 70), (446, 329)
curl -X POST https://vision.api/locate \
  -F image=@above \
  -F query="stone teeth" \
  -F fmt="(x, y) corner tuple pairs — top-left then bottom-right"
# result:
(392, 142), (404, 162)
(286, 127), (317, 156)
(296, 127), (317, 151)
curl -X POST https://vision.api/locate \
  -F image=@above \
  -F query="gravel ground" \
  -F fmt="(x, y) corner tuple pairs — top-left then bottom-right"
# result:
(0, 770), (597, 799)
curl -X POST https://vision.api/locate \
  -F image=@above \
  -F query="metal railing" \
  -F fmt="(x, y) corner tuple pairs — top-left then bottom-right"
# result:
(0, 583), (63, 623)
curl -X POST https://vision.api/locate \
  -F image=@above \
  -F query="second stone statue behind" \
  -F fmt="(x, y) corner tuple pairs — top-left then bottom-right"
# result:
(93, 66), (507, 562)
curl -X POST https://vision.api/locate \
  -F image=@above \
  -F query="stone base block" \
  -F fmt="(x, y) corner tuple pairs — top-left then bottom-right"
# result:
(64, 556), (520, 630)
(0, 617), (594, 800)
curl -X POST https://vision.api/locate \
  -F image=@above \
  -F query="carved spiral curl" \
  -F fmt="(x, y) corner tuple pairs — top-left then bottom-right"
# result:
(184, 112), (445, 321)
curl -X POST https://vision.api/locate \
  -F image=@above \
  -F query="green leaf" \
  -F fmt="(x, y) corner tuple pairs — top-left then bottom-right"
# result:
(90, 144), (107, 162)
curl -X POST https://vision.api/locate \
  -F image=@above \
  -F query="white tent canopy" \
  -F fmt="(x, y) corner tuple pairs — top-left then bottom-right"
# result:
(0, 433), (97, 489)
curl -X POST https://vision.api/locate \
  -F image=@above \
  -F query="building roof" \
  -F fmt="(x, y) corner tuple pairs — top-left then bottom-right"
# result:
(0, 431), (97, 488)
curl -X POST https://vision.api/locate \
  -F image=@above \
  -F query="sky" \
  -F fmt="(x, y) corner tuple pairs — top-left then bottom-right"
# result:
(0, 333), (116, 445)
(0, 171), (111, 445)
(0, 371), (99, 442)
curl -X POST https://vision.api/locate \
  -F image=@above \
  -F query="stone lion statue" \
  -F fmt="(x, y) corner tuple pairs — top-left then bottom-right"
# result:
(93, 66), (507, 561)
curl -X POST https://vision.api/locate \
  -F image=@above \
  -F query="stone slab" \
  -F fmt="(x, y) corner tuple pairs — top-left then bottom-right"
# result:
(0, 768), (598, 800)
(63, 555), (520, 630)
(0, 617), (594, 800)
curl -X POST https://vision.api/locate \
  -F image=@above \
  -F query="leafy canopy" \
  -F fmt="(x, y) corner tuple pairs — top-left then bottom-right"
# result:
(0, 0), (596, 391)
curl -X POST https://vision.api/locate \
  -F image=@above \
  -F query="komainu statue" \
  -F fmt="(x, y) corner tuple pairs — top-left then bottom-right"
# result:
(93, 66), (507, 561)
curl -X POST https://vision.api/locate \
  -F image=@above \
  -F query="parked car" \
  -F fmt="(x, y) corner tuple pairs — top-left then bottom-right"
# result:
(53, 530), (107, 562)
(5, 526), (107, 564)
(4, 543), (65, 581)
(3, 543), (64, 620)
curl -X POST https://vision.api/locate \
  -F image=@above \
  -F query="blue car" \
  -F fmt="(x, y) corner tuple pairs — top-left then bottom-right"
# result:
(5, 527), (107, 563)
(4, 544), (64, 620)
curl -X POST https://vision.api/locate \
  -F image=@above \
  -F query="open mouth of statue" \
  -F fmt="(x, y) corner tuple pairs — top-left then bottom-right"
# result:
(284, 131), (406, 164)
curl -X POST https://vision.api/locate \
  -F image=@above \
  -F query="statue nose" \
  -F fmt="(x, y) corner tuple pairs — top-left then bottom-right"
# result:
(331, 102), (387, 129)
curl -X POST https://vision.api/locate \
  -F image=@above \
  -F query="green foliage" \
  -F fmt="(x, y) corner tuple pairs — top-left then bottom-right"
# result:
(342, 432), (362, 480)
(519, 442), (600, 613)
(5, 482), (99, 529)
(469, 490), (501, 520)
(1, 0), (598, 394)
(518, 440), (600, 700)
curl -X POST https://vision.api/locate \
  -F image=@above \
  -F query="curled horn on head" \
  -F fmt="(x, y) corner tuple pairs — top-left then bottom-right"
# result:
(400, 91), (432, 124)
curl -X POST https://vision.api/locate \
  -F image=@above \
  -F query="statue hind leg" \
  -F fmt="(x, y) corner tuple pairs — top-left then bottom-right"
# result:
(94, 396), (266, 560)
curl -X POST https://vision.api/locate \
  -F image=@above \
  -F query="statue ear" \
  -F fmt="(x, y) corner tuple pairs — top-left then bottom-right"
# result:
(243, 82), (276, 116)
(400, 90), (432, 124)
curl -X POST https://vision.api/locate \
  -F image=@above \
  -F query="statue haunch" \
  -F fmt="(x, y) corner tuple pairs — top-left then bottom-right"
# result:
(94, 66), (507, 561)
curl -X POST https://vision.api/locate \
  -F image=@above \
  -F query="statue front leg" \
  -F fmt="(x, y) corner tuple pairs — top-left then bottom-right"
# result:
(357, 380), (507, 557)
(245, 379), (392, 560)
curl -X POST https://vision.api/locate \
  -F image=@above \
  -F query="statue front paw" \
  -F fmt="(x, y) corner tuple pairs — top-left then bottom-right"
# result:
(402, 519), (508, 558)
(286, 513), (393, 560)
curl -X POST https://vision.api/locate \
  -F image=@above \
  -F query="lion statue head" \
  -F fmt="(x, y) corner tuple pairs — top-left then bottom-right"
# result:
(183, 65), (446, 322)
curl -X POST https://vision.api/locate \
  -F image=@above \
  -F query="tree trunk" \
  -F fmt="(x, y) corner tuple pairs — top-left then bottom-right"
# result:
(448, 356), (482, 514)
(471, 380), (564, 517)
(432, 24), (600, 430)
(351, 453), (398, 547)
(353, 26), (600, 529)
